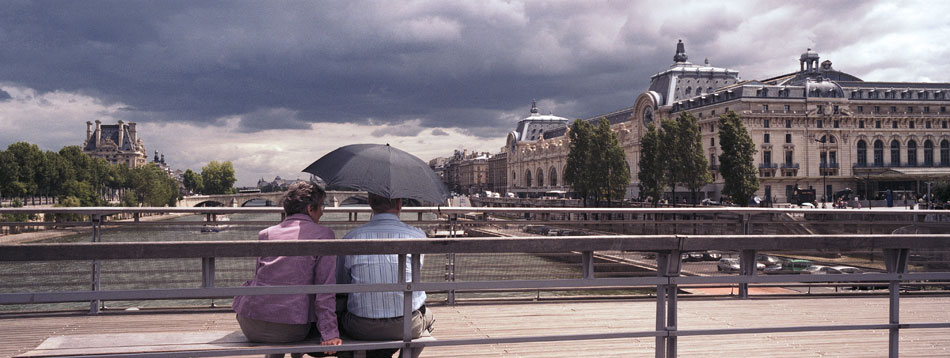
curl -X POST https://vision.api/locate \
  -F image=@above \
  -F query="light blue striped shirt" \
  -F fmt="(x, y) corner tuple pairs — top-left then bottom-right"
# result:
(338, 213), (427, 319)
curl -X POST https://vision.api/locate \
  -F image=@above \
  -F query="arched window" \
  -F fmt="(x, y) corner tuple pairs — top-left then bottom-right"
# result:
(941, 140), (950, 166)
(873, 140), (884, 166)
(549, 167), (558, 187)
(536, 168), (544, 187)
(511, 171), (517, 186)
(857, 140), (867, 165)
(890, 140), (900, 166)
(524, 169), (532, 188)
(686, 87), (692, 96)
(924, 140), (934, 166)
(907, 140), (918, 166)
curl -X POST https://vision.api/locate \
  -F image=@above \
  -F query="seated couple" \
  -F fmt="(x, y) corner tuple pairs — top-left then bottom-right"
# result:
(233, 182), (434, 358)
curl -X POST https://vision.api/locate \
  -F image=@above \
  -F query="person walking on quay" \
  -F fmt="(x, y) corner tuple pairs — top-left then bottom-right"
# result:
(232, 181), (342, 358)
(336, 192), (435, 358)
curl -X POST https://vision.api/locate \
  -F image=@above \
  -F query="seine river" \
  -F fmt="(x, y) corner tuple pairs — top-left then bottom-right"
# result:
(0, 208), (604, 313)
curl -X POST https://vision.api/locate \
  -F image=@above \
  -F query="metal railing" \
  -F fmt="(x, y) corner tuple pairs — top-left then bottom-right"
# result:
(1, 207), (950, 357)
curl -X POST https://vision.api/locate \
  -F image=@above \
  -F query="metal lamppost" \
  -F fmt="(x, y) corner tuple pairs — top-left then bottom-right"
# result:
(815, 137), (828, 205)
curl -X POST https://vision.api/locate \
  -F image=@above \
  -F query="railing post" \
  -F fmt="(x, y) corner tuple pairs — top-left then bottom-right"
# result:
(581, 251), (594, 279)
(447, 214), (458, 305)
(884, 248), (909, 358)
(738, 249), (757, 299)
(89, 214), (102, 314)
(655, 250), (681, 358)
(202, 257), (216, 307)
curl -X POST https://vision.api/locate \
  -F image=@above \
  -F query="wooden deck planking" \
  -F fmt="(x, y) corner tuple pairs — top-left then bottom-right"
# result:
(1, 296), (949, 358)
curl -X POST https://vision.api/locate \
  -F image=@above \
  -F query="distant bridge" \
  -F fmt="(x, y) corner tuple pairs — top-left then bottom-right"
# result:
(177, 191), (367, 207)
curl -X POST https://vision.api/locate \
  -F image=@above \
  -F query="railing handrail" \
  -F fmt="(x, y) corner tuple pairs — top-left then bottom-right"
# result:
(2, 206), (949, 215)
(2, 234), (949, 261)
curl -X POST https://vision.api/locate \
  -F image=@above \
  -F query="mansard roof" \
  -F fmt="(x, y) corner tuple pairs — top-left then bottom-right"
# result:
(84, 124), (137, 152)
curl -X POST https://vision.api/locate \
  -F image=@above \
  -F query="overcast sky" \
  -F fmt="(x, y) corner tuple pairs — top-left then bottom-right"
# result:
(1, 1), (949, 186)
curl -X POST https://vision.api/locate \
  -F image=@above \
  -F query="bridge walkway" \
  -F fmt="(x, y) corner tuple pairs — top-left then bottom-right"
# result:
(4, 296), (949, 357)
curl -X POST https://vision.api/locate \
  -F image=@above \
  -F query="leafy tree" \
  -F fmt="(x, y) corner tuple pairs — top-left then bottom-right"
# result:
(0, 150), (19, 200)
(129, 164), (180, 206)
(59, 179), (103, 207)
(59, 146), (92, 183)
(674, 112), (712, 205)
(200, 161), (237, 195)
(6, 142), (44, 198)
(637, 123), (665, 206)
(593, 117), (630, 205)
(564, 119), (596, 206)
(657, 118), (681, 203)
(182, 169), (203, 194)
(564, 118), (631, 206)
(718, 111), (759, 206)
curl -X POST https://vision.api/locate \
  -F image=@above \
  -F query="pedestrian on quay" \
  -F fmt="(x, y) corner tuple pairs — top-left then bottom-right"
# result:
(232, 181), (342, 358)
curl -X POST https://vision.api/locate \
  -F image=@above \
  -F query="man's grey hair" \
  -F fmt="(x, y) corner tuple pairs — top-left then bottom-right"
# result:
(281, 181), (326, 216)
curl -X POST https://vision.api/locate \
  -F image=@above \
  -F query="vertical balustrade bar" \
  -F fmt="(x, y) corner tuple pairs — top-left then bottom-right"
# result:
(884, 248), (909, 358)
(202, 257), (216, 307)
(89, 214), (102, 314)
(738, 214), (751, 296)
(398, 254), (412, 358)
(447, 214), (458, 305)
(581, 251), (594, 279)
(739, 249), (756, 299)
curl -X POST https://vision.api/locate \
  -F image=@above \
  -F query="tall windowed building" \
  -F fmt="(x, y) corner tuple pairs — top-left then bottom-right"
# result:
(505, 40), (950, 202)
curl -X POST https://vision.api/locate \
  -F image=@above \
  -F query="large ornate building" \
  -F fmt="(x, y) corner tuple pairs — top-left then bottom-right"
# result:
(83, 120), (148, 168)
(505, 40), (950, 203)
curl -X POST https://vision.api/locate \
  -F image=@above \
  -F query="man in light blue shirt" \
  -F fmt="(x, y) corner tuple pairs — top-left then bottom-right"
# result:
(337, 192), (434, 358)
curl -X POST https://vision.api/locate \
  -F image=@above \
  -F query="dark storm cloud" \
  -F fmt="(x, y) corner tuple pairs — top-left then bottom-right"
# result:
(431, 129), (449, 136)
(0, 1), (931, 141)
(0, 89), (11, 101)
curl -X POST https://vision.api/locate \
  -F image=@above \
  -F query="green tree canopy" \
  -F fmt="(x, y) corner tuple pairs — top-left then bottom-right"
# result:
(564, 118), (631, 206)
(674, 112), (712, 205)
(200, 161), (237, 195)
(563, 119), (596, 205)
(717, 111), (759, 206)
(637, 123), (665, 206)
(182, 169), (203, 194)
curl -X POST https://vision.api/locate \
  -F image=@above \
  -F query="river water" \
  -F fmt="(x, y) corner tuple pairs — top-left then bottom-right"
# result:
(0, 209), (622, 313)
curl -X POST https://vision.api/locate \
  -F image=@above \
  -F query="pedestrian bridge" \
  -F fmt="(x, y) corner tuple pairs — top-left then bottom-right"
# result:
(176, 190), (367, 207)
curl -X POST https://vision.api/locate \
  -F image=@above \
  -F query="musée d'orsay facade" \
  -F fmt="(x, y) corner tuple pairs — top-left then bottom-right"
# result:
(505, 40), (950, 203)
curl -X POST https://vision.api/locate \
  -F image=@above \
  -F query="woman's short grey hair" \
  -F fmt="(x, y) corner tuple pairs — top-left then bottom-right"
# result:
(281, 181), (326, 216)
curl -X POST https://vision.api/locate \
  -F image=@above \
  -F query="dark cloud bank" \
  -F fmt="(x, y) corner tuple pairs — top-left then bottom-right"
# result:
(0, 1), (898, 139)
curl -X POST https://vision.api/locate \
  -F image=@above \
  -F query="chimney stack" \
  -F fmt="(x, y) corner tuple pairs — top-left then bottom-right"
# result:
(128, 122), (137, 143)
(117, 120), (125, 149)
(86, 121), (93, 141)
(94, 120), (102, 147)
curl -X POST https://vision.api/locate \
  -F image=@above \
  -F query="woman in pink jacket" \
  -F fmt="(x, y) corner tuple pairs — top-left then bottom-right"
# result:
(233, 181), (341, 358)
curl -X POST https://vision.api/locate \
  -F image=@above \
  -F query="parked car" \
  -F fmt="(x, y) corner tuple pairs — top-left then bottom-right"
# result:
(756, 254), (782, 267)
(703, 251), (723, 261)
(802, 265), (829, 274)
(763, 259), (813, 274)
(684, 252), (705, 262)
(717, 258), (740, 272)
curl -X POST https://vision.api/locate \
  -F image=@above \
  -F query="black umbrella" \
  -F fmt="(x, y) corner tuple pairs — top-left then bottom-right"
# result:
(302, 144), (450, 204)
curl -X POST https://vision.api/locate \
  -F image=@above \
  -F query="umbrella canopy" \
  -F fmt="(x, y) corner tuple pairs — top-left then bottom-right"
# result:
(303, 144), (450, 204)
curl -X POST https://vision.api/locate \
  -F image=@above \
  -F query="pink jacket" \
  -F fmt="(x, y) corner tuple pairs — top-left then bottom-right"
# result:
(232, 213), (339, 340)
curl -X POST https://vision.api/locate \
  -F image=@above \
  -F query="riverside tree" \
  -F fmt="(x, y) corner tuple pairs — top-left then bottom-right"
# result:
(717, 111), (759, 206)
(200, 161), (237, 195)
(637, 123), (665, 206)
(674, 112), (712, 205)
(182, 169), (203, 194)
(564, 117), (630, 206)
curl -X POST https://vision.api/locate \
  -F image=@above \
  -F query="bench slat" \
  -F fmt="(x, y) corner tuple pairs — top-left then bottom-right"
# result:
(17, 331), (436, 358)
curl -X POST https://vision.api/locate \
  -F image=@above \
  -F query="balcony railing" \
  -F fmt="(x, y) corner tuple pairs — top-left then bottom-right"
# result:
(781, 163), (800, 169)
(819, 162), (840, 169)
(758, 163), (778, 169)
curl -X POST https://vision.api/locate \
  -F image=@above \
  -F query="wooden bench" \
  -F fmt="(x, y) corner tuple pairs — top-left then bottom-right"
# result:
(17, 331), (436, 358)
